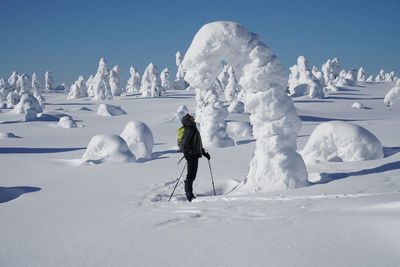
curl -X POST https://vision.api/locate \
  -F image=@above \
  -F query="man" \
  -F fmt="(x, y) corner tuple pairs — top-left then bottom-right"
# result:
(180, 113), (210, 202)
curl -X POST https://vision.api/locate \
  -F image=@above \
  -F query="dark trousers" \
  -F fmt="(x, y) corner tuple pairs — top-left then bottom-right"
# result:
(184, 155), (198, 194)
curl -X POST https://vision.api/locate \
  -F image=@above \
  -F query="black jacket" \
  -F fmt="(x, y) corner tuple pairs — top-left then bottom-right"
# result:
(181, 114), (203, 158)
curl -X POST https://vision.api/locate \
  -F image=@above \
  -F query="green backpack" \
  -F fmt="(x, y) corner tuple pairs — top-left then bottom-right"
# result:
(177, 126), (185, 152)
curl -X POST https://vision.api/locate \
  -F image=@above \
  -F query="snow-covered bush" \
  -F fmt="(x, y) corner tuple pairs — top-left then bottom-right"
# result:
(140, 63), (165, 97)
(97, 104), (126, 116)
(45, 71), (54, 91)
(13, 93), (42, 115)
(384, 83), (400, 109)
(170, 105), (189, 121)
(92, 58), (113, 101)
(288, 56), (324, 98)
(366, 75), (375, 82)
(227, 121), (252, 137)
(181, 21), (308, 192)
(352, 102), (364, 109)
(58, 116), (77, 128)
(82, 134), (135, 163)
(357, 67), (366, 82)
(109, 65), (123, 96)
(31, 73), (45, 106)
(126, 66), (140, 93)
(160, 68), (173, 91)
(301, 121), (383, 163)
(120, 121), (154, 160)
(68, 76), (87, 99)
(336, 69), (357, 87)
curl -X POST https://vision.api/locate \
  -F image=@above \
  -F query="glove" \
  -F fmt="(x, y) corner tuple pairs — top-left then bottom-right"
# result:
(203, 151), (210, 160)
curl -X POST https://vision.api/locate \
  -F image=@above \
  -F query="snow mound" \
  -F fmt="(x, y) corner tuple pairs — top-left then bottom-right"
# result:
(97, 104), (126, 116)
(228, 100), (245, 113)
(0, 132), (21, 139)
(120, 121), (154, 160)
(82, 134), (135, 163)
(352, 102), (365, 109)
(384, 85), (400, 109)
(13, 93), (42, 115)
(227, 121), (252, 137)
(58, 116), (77, 128)
(301, 121), (383, 163)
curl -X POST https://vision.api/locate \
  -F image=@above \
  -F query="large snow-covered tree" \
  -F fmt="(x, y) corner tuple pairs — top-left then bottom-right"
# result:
(181, 21), (308, 192)
(126, 66), (141, 93)
(140, 63), (165, 97)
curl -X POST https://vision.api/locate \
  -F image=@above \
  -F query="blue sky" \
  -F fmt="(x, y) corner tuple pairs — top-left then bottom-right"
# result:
(0, 0), (399, 85)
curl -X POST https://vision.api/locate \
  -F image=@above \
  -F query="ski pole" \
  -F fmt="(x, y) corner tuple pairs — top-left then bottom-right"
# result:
(177, 155), (184, 165)
(207, 159), (217, 196)
(168, 162), (187, 202)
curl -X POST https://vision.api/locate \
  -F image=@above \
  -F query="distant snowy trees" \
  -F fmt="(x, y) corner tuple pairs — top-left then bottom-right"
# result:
(45, 71), (54, 91)
(174, 51), (189, 90)
(68, 76), (88, 99)
(140, 63), (166, 97)
(288, 56), (324, 98)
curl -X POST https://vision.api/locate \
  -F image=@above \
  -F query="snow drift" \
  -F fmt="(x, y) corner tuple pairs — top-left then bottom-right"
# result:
(82, 134), (135, 163)
(301, 121), (383, 163)
(181, 21), (308, 192)
(97, 104), (127, 116)
(120, 121), (154, 160)
(58, 116), (77, 128)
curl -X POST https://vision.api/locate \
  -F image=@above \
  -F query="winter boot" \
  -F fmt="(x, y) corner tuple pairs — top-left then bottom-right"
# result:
(186, 192), (196, 202)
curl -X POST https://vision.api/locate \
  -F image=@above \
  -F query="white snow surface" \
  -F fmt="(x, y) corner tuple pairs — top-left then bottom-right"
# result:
(97, 103), (127, 116)
(301, 121), (383, 163)
(82, 134), (135, 163)
(0, 69), (400, 267)
(120, 121), (154, 160)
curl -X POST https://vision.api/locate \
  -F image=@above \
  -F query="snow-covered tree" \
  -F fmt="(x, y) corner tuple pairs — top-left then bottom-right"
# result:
(32, 73), (45, 106)
(160, 68), (173, 91)
(126, 66), (141, 93)
(375, 69), (385, 82)
(384, 81), (400, 109)
(109, 65), (123, 96)
(68, 76), (87, 99)
(8, 71), (19, 88)
(357, 67), (366, 82)
(322, 58), (341, 84)
(174, 51), (189, 90)
(385, 71), (397, 82)
(86, 75), (95, 96)
(92, 58), (112, 100)
(181, 21), (308, 192)
(15, 74), (32, 95)
(288, 56), (324, 98)
(45, 71), (54, 91)
(312, 66), (325, 86)
(224, 65), (243, 103)
(0, 78), (13, 100)
(217, 64), (230, 90)
(140, 63), (165, 97)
